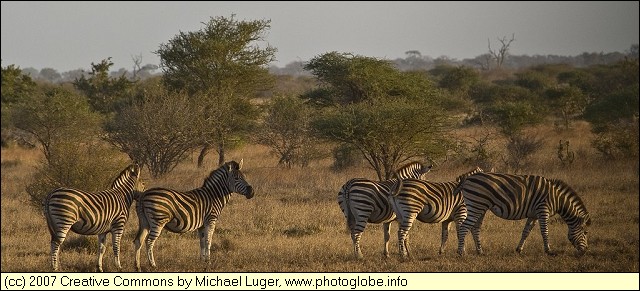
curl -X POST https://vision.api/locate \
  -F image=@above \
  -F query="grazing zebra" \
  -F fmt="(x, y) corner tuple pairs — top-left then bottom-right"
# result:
(134, 160), (254, 272)
(43, 164), (145, 272)
(388, 167), (484, 259)
(337, 161), (432, 259)
(454, 172), (591, 256)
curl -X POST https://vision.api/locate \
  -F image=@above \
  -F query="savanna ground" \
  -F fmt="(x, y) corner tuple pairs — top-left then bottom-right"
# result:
(1, 122), (638, 274)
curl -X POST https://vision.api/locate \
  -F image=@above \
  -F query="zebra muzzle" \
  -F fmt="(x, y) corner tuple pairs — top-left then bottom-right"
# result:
(245, 186), (255, 199)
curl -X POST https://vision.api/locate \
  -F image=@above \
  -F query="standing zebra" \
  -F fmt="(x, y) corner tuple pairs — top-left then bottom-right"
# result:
(134, 160), (253, 272)
(455, 172), (591, 256)
(43, 163), (145, 272)
(388, 167), (484, 259)
(337, 161), (432, 259)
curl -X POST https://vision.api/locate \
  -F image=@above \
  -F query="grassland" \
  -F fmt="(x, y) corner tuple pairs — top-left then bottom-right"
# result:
(1, 122), (638, 274)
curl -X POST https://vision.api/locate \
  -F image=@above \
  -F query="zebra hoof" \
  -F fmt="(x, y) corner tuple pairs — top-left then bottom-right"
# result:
(546, 251), (558, 257)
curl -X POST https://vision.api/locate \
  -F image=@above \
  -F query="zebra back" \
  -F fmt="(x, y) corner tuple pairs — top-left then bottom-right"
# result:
(339, 161), (431, 203)
(392, 166), (483, 197)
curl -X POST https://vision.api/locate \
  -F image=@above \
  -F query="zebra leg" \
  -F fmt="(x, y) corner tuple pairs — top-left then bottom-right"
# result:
(48, 222), (73, 271)
(144, 222), (166, 269)
(204, 222), (216, 263)
(397, 214), (415, 260)
(382, 222), (391, 258)
(439, 219), (452, 255)
(351, 231), (364, 259)
(470, 212), (486, 255)
(537, 212), (556, 256)
(451, 206), (467, 255)
(197, 223), (216, 263)
(198, 227), (207, 261)
(457, 214), (478, 256)
(516, 218), (537, 254)
(97, 233), (107, 272)
(49, 225), (70, 271)
(111, 228), (124, 270)
(133, 225), (149, 272)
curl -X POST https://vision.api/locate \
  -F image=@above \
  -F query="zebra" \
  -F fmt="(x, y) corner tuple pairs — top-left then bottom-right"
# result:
(454, 172), (591, 256)
(134, 159), (254, 272)
(387, 166), (484, 259)
(337, 161), (432, 259)
(43, 163), (145, 272)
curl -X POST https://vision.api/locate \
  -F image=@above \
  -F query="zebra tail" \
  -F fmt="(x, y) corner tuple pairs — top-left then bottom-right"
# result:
(42, 191), (55, 235)
(453, 178), (466, 196)
(341, 183), (356, 232)
(135, 191), (150, 228)
(389, 171), (403, 197)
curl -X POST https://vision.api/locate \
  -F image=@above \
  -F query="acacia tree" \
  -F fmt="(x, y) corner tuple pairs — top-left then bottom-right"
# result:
(11, 85), (103, 162)
(305, 52), (453, 180)
(1, 64), (37, 142)
(256, 95), (320, 168)
(106, 79), (204, 177)
(73, 57), (135, 114)
(156, 14), (276, 166)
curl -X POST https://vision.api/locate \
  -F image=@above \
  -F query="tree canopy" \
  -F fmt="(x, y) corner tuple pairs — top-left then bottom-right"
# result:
(156, 14), (276, 166)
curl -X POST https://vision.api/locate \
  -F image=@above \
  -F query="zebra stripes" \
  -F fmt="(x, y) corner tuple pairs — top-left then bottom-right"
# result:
(43, 163), (144, 272)
(337, 161), (432, 259)
(134, 159), (254, 271)
(388, 167), (484, 259)
(455, 172), (591, 256)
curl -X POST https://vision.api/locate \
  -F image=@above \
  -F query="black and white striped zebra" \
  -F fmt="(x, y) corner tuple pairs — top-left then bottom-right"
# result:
(455, 172), (591, 256)
(337, 161), (432, 259)
(133, 160), (253, 271)
(43, 163), (144, 272)
(388, 167), (484, 259)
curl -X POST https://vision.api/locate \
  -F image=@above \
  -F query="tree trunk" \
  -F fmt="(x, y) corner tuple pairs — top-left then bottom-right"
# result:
(217, 141), (225, 166)
(197, 145), (209, 168)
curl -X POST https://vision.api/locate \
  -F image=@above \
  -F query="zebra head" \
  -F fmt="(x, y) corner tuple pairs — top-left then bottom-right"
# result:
(568, 212), (591, 256)
(553, 179), (590, 255)
(395, 161), (432, 180)
(225, 159), (254, 199)
(112, 163), (143, 189)
(134, 179), (146, 201)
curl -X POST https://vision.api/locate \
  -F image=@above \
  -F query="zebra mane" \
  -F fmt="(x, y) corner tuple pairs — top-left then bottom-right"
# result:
(110, 164), (139, 189)
(455, 166), (484, 183)
(201, 161), (241, 188)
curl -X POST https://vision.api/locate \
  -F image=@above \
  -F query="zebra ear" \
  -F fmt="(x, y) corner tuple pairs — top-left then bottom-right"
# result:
(424, 164), (433, 173)
(238, 159), (243, 170)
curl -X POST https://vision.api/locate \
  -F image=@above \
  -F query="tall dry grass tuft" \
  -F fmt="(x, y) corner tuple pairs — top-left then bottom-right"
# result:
(1, 122), (638, 272)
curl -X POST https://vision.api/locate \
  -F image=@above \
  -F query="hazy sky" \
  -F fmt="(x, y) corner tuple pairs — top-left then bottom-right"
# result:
(1, 1), (638, 72)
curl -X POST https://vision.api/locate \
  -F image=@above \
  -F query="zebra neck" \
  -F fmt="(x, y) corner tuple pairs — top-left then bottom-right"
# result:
(201, 169), (233, 199)
(553, 187), (585, 223)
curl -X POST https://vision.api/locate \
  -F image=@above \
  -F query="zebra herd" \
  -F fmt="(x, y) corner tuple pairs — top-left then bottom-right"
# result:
(42, 160), (591, 272)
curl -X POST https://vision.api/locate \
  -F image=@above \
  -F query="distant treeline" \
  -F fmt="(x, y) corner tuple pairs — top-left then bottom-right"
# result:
(17, 44), (639, 81)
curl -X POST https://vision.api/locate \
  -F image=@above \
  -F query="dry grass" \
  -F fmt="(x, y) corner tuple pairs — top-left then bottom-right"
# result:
(1, 123), (638, 273)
